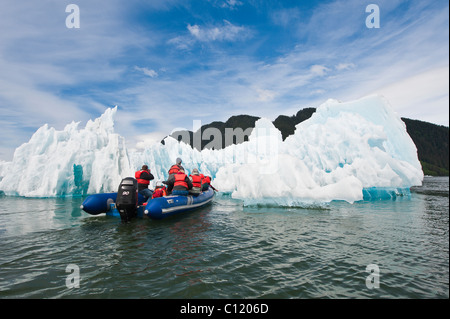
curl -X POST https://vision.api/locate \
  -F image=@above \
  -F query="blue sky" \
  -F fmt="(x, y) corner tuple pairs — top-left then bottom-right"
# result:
(0, 0), (448, 161)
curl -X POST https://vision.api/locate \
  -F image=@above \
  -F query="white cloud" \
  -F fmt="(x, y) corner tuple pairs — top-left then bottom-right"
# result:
(135, 66), (158, 78)
(167, 36), (193, 50)
(188, 20), (248, 42)
(310, 65), (330, 76)
(372, 66), (449, 126)
(255, 88), (277, 102)
(170, 20), (251, 49)
(220, 0), (243, 10)
(187, 24), (201, 38)
(310, 89), (326, 96)
(335, 63), (355, 71)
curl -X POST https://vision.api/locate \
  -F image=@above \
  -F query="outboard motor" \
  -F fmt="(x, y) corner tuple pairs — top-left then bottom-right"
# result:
(116, 177), (138, 222)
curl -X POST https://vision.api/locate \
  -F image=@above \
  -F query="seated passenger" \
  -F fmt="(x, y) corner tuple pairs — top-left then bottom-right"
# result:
(201, 175), (211, 191)
(135, 165), (154, 199)
(189, 168), (203, 196)
(152, 184), (167, 198)
(165, 168), (192, 196)
(167, 157), (184, 178)
(201, 175), (218, 192)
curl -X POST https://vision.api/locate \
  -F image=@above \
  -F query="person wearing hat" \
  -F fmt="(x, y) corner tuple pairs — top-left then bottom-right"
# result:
(167, 157), (184, 178)
(189, 168), (203, 196)
(135, 165), (154, 199)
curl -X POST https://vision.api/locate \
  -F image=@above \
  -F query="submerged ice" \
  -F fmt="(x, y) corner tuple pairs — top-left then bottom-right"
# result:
(0, 95), (423, 204)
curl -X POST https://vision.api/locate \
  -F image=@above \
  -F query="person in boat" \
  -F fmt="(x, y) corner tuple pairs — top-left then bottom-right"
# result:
(165, 168), (192, 196)
(167, 157), (184, 178)
(200, 174), (218, 192)
(152, 184), (167, 198)
(201, 174), (211, 191)
(135, 165), (154, 199)
(189, 168), (203, 196)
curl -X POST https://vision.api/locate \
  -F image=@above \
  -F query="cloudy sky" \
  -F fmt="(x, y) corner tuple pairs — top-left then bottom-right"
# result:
(0, 0), (448, 161)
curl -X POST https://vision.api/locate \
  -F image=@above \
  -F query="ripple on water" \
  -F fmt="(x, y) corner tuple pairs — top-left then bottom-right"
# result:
(0, 178), (448, 298)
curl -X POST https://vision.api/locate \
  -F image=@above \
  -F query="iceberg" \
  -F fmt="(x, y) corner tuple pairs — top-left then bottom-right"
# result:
(0, 95), (423, 204)
(0, 107), (132, 197)
(214, 95), (423, 204)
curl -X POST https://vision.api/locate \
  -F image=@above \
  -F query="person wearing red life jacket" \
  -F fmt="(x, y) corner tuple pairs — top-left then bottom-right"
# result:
(165, 168), (192, 196)
(167, 157), (184, 178)
(152, 185), (167, 198)
(201, 175), (211, 191)
(135, 165), (154, 199)
(201, 175), (218, 192)
(189, 168), (203, 195)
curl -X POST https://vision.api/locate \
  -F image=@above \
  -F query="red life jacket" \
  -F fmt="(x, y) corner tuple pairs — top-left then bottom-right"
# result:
(202, 176), (211, 184)
(152, 189), (163, 198)
(174, 172), (188, 189)
(190, 174), (202, 188)
(168, 164), (181, 175)
(152, 187), (166, 198)
(135, 170), (150, 185)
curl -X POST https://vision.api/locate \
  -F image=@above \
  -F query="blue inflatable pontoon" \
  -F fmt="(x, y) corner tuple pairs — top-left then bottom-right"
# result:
(81, 187), (215, 220)
(144, 188), (215, 220)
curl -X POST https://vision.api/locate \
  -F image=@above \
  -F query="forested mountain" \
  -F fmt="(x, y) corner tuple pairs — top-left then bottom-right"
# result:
(401, 118), (449, 176)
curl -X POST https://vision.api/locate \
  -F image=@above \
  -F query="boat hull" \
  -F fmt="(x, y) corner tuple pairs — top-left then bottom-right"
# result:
(145, 188), (215, 220)
(80, 192), (117, 215)
(81, 188), (215, 220)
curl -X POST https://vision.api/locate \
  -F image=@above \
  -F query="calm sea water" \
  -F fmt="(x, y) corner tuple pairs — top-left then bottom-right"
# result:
(0, 176), (448, 299)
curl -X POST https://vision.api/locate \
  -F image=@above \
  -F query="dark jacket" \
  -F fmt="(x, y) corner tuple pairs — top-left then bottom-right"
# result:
(165, 172), (192, 193)
(136, 170), (154, 191)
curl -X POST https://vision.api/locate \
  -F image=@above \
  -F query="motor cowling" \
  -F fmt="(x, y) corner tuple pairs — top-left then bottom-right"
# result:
(116, 177), (138, 222)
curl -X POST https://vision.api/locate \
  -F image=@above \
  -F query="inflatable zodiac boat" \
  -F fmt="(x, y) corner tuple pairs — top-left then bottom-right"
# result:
(80, 177), (215, 221)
